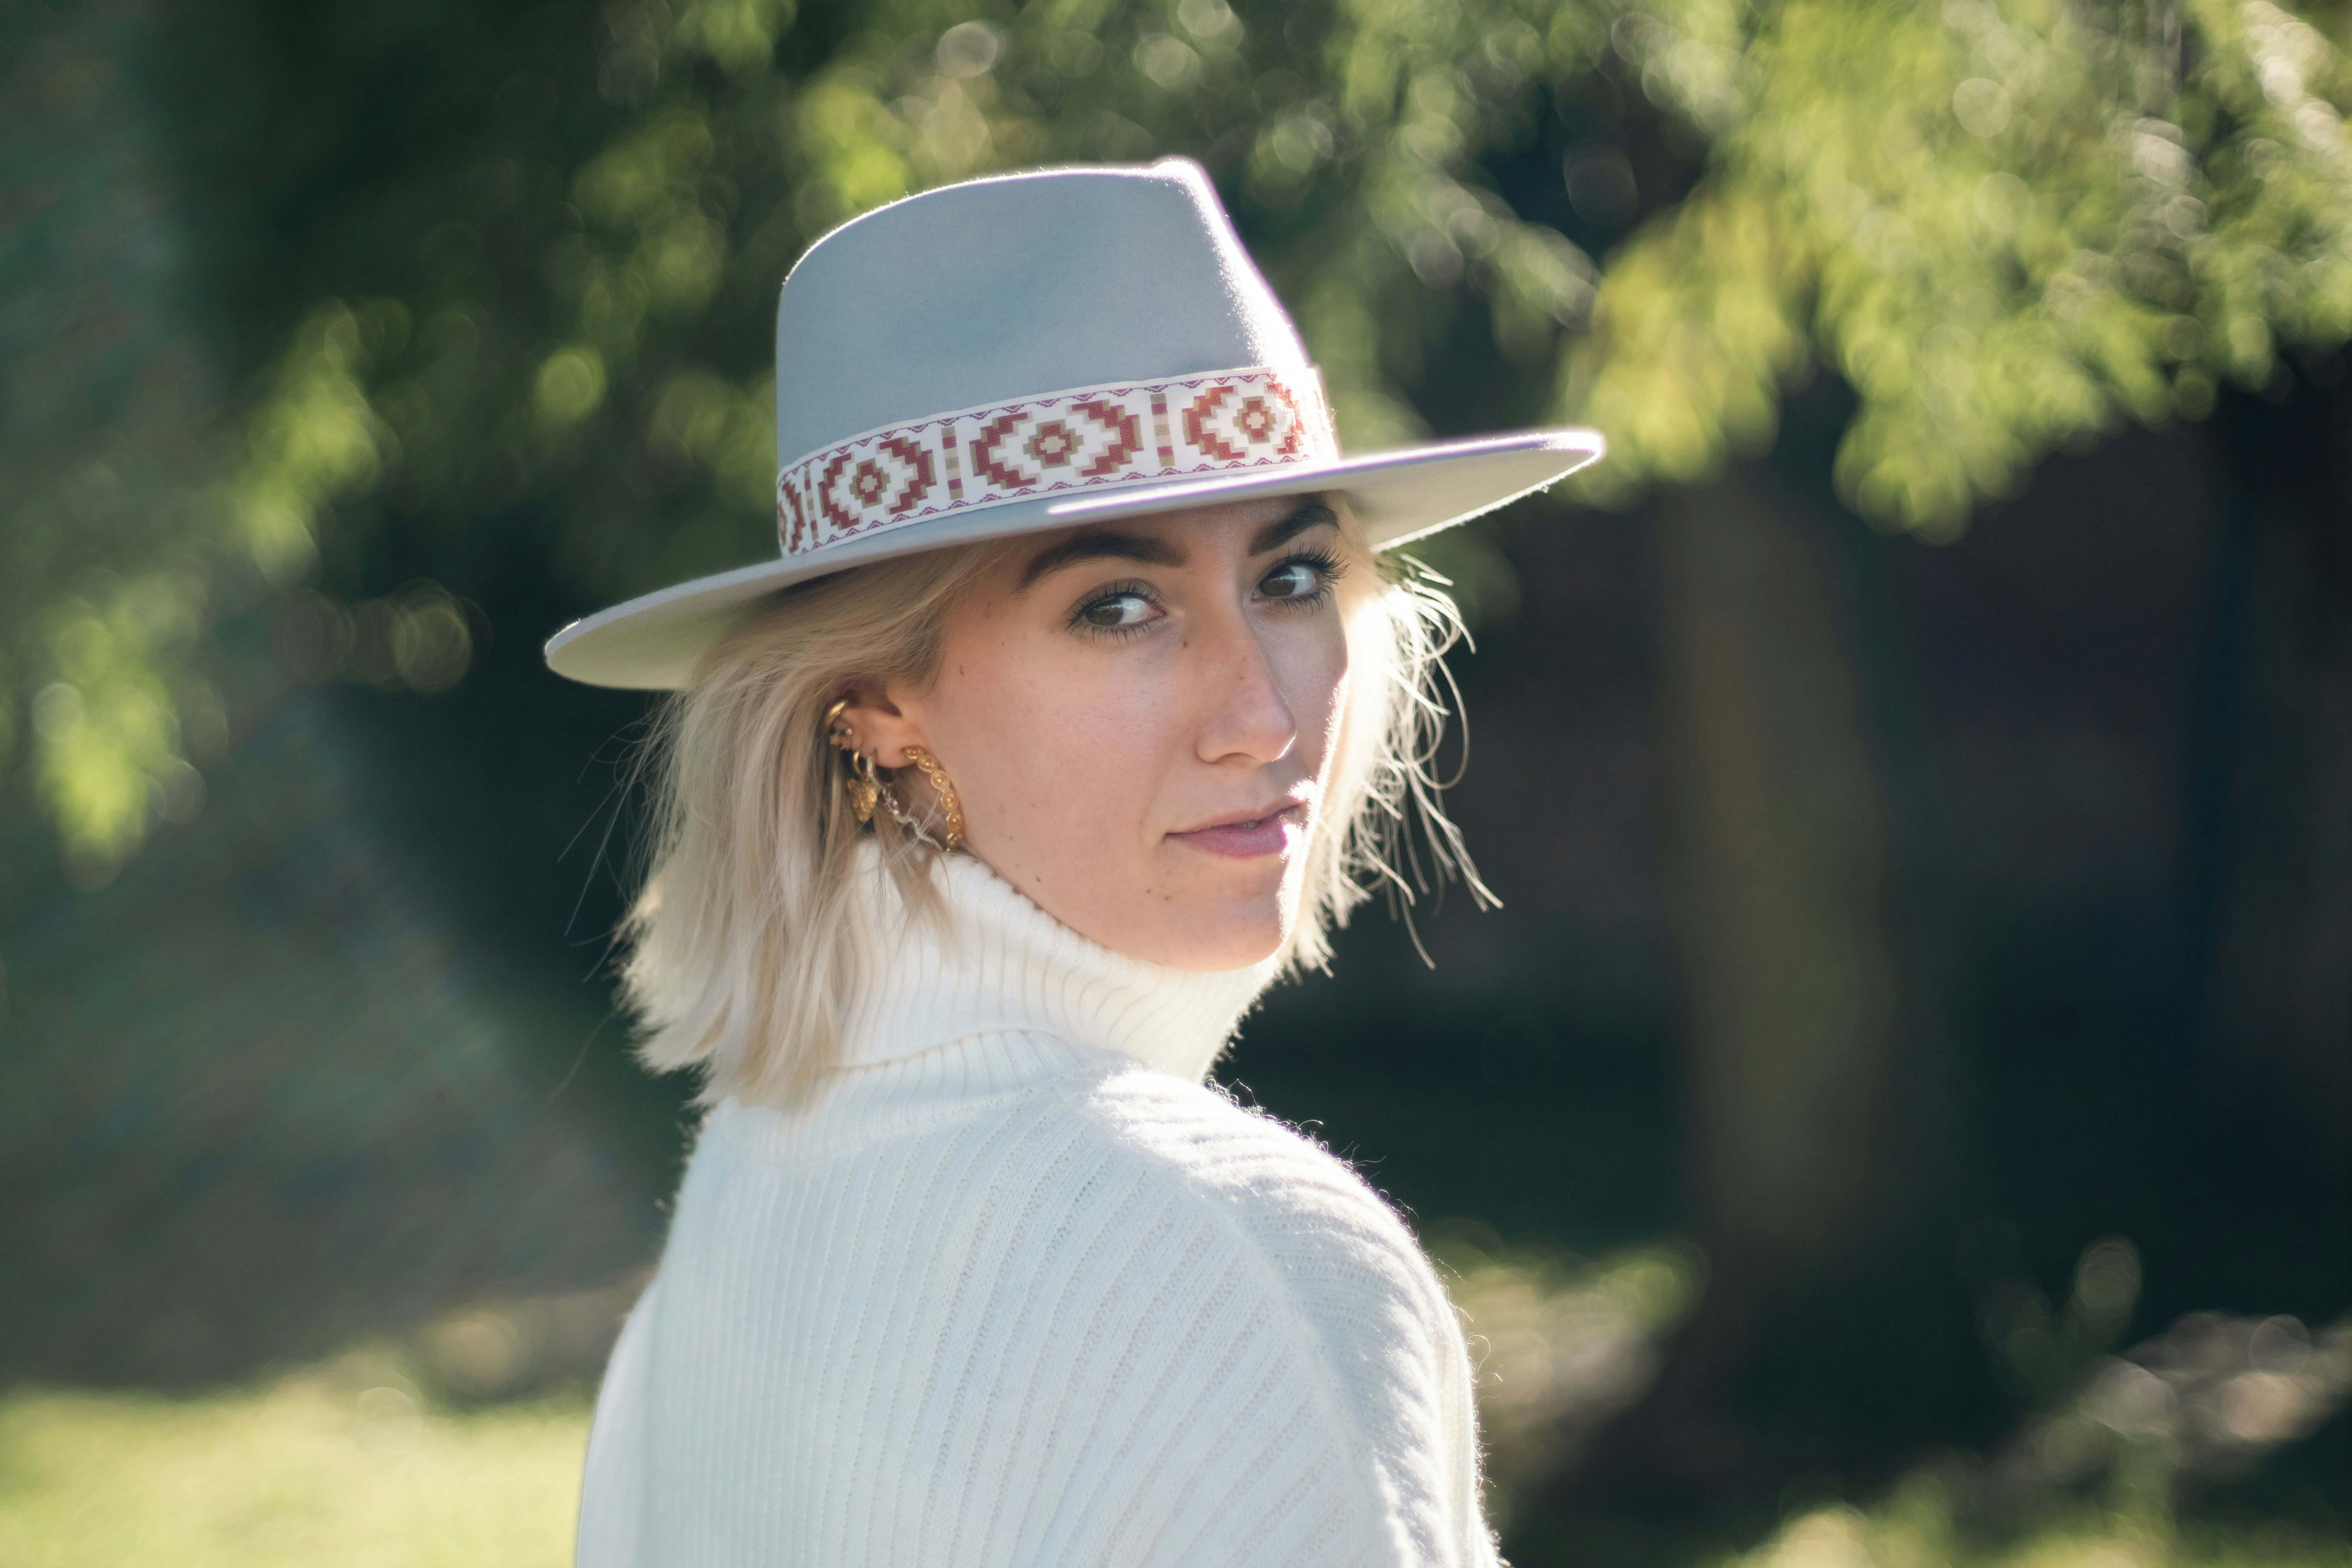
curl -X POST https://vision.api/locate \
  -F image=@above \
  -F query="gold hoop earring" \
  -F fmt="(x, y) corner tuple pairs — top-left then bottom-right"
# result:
(822, 697), (880, 824)
(889, 745), (965, 853)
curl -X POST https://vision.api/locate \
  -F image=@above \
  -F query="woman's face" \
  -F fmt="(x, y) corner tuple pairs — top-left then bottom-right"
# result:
(847, 494), (1353, 971)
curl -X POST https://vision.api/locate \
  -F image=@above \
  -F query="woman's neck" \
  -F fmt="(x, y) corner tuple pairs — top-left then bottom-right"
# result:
(832, 844), (1281, 1084)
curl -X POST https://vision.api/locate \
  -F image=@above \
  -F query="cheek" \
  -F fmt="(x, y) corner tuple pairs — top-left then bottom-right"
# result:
(1280, 617), (1354, 772)
(927, 631), (1176, 852)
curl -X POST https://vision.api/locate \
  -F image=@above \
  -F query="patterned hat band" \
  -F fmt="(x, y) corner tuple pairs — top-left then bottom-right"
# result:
(775, 366), (1338, 557)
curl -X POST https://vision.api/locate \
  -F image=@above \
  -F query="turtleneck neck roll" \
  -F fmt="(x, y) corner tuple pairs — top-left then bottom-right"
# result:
(833, 844), (1279, 1085)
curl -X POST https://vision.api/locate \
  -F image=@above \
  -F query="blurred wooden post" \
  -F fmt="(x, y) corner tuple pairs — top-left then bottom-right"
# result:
(1655, 470), (1900, 1285)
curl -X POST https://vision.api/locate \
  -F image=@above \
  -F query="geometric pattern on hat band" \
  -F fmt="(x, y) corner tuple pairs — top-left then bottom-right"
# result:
(775, 366), (1339, 558)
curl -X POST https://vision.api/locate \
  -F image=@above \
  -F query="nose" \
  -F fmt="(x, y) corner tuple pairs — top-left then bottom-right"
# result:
(1190, 600), (1298, 767)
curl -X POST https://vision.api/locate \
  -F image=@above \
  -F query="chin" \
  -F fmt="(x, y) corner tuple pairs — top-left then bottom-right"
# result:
(1154, 893), (1290, 973)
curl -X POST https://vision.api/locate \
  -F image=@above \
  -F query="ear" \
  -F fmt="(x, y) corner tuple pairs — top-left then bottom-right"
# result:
(828, 676), (929, 769)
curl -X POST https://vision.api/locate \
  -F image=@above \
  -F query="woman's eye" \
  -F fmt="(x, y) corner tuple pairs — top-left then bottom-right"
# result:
(1078, 592), (1154, 629)
(1258, 561), (1324, 601)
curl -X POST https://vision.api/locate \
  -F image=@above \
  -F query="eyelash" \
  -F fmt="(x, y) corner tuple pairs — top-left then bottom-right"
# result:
(1265, 546), (1346, 611)
(1068, 577), (1160, 641)
(1064, 548), (1347, 640)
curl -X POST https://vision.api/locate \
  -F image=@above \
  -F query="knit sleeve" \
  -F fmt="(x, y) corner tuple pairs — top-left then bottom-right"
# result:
(576, 1274), (657, 1568)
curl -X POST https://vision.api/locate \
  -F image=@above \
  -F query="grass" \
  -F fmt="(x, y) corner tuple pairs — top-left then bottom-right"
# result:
(0, 1350), (590, 1568)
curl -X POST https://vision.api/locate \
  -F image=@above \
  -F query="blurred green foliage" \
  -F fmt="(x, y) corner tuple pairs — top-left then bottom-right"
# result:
(8, 0), (2352, 878)
(0, 1355), (590, 1566)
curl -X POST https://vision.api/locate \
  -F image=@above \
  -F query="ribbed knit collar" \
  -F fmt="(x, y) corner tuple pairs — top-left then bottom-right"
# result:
(832, 845), (1280, 1085)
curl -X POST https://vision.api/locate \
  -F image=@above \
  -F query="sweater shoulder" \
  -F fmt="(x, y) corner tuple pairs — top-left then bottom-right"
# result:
(1058, 1066), (1443, 1305)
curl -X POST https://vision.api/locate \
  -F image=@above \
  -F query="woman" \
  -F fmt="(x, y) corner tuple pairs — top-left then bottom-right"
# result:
(546, 159), (1601, 1566)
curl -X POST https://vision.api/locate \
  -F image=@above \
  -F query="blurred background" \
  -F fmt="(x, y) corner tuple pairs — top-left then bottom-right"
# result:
(3, 0), (2347, 1562)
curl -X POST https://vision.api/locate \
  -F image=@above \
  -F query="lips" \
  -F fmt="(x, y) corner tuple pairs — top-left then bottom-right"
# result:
(1169, 802), (1308, 860)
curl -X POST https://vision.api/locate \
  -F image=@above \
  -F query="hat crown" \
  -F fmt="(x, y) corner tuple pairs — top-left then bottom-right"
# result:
(775, 160), (1310, 466)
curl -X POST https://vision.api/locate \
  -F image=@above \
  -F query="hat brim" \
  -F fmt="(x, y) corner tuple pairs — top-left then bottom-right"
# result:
(543, 427), (1603, 690)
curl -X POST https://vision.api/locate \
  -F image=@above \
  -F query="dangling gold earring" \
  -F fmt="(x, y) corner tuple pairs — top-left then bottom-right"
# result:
(896, 745), (965, 853)
(822, 697), (880, 824)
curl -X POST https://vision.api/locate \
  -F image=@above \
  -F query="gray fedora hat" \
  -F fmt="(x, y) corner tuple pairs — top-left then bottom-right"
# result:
(544, 158), (1602, 690)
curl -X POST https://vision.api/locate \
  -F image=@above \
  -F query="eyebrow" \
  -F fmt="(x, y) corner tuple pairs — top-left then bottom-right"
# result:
(1250, 500), (1337, 555)
(1016, 530), (1183, 590)
(1016, 499), (1339, 592)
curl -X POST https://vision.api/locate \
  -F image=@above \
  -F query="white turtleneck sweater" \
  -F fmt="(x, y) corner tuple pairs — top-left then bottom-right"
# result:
(575, 848), (1498, 1567)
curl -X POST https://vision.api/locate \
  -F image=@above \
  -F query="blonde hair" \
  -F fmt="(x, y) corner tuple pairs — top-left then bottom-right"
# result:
(616, 501), (1487, 1106)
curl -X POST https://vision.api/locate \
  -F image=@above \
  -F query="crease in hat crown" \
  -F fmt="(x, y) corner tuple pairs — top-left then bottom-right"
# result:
(541, 157), (1604, 691)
